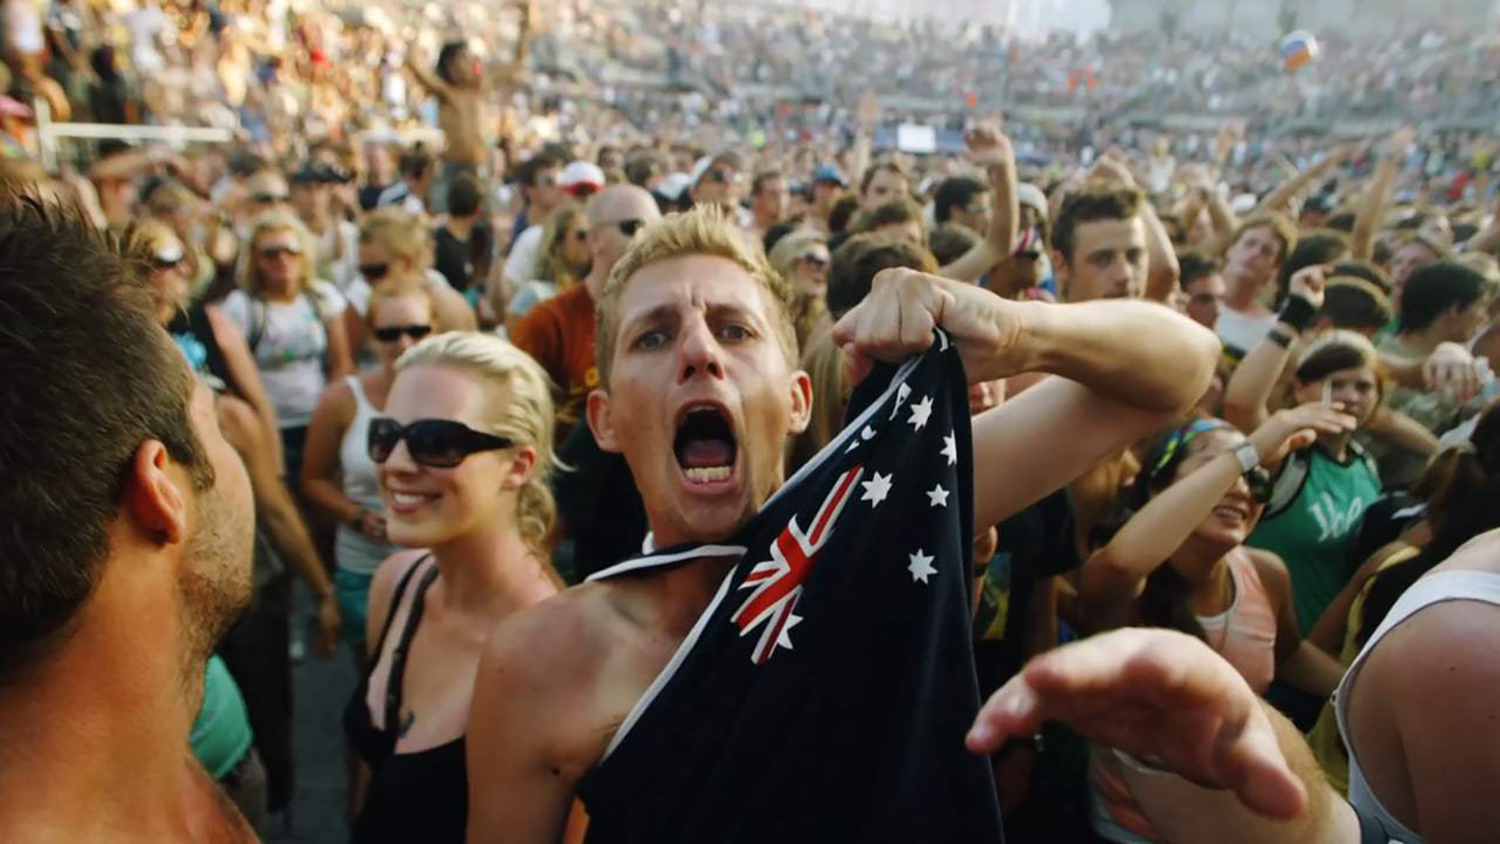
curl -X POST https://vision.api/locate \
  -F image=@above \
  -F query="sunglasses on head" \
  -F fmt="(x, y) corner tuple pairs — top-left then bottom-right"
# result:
(151, 250), (184, 271)
(252, 193), (290, 204)
(368, 418), (514, 469)
(372, 324), (432, 343)
(359, 263), (390, 280)
(259, 244), (302, 260)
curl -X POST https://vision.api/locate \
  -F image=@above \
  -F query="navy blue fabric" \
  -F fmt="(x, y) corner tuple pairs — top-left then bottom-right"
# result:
(577, 334), (1004, 843)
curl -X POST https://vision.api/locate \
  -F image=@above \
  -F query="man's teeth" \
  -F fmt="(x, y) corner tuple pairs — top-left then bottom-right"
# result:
(684, 466), (732, 484)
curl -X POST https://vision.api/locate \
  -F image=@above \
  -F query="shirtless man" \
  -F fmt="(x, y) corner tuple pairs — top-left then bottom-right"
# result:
(0, 199), (258, 841)
(466, 206), (1219, 840)
(405, 2), (533, 172)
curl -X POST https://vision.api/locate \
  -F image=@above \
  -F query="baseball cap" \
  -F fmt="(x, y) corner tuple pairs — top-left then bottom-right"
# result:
(813, 165), (848, 187)
(657, 172), (693, 202)
(559, 161), (606, 196)
(1017, 183), (1047, 216)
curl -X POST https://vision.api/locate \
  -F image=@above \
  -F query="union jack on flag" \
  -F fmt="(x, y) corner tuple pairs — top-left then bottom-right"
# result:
(730, 465), (865, 664)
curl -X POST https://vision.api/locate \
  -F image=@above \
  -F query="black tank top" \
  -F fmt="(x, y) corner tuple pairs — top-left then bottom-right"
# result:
(342, 557), (468, 844)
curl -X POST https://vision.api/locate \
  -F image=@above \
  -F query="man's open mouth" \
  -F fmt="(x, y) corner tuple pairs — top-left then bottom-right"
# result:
(674, 403), (739, 486)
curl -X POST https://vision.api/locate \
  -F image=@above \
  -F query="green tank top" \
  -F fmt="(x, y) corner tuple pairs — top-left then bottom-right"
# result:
(1247, 443), (1383, 632)
(190, 655), (254, 780)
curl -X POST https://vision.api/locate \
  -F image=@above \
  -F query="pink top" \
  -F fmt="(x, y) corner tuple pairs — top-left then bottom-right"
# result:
(1090, 547), (1280, 842)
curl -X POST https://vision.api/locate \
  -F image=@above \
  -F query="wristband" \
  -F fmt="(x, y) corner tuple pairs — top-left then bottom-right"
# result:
(1277, 294), (1318, 333)
(1266, 328), (1295, 349)
(1233, 440), (1261, 473)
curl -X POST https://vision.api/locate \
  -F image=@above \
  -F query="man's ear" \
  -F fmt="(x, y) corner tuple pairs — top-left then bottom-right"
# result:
(123, 441), (189, 547)
(785, 370), (814, 437)
(586, 388), (621, 453)
(1051, 248), (1069, 298)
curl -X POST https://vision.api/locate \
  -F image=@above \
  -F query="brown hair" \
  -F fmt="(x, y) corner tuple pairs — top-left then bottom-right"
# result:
(1232, 213), (1299, 267)
(860, 159), (910, 198)
(1053, 185), (1145, 264)
(0, 196), (212, 685)
(825, 232), (939, 319)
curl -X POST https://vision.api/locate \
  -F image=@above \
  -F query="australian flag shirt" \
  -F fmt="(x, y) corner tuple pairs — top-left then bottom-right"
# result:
(574, 333), (1005, 843)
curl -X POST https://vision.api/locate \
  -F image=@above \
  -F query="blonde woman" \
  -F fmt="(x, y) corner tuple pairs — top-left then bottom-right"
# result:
(767, 229), (832, 349)
(343, 207), (477, 354)
(301, 280), (438, 659)
(220, 209), (354, 479)
(343, 332), (560, 842)
(505, 203), (590, 332)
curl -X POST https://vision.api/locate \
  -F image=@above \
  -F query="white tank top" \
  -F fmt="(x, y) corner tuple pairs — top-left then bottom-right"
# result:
(1335, 569), (1500, 843)
(334, 374), (398, 575)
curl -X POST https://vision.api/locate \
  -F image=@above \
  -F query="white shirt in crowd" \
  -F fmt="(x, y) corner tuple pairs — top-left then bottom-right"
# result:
(221, 279), (345, 429)
(503, 224), (544, 294)
(1215, 307), (1276, 358)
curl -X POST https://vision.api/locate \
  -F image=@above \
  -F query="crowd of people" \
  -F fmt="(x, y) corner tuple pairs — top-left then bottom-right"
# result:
(2, 0), (1500, 843)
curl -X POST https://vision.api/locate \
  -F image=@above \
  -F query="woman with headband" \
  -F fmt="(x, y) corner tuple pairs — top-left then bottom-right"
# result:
(1079, 409), (1350, 843)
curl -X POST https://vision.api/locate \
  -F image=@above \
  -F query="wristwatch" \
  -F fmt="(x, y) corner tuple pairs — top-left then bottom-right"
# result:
(1232, 440), (1261, 474)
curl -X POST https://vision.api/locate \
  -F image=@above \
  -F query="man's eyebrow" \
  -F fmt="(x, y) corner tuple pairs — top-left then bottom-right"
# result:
(620, 303), (680, 336)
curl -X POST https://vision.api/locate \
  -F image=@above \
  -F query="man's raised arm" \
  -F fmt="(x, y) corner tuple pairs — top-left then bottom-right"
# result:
(832, 269), (1218, 528)
(940, 125), (1018, 283)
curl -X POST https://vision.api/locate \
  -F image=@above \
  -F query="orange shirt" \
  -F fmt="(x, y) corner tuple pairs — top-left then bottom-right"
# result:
(511, 284), (598, 438)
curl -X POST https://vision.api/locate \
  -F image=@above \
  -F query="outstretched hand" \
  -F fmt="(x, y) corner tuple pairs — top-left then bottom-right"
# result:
(967, 628), (1308, 821)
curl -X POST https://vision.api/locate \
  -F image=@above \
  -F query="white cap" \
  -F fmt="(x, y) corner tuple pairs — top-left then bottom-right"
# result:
(1017, 183), (1048, 216)
(559, 161), (605, 195)
(658, 172), (693, 202)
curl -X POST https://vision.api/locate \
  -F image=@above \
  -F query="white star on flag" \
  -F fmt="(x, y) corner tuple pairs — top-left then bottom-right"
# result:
(941, 432), (958, 466)
(908, 549), (937, 583)
(926, 484), (949, 508)
(890, 382), (912, 420)
(776, 613), (803, 650)
(846, 425), (879, 454)
(860, 471), (893, 507)
(907, 395), (934, 431)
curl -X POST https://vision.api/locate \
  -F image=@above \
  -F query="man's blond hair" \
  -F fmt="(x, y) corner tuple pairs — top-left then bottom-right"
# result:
(595, 205), (799, 386)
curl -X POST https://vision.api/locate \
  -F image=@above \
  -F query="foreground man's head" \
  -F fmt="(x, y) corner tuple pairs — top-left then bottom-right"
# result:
(0, 196), (254, 695)
(588, 206), (811, 549)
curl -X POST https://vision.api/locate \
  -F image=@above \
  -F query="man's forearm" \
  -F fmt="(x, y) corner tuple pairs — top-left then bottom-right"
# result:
(1123, 702), (1359, 844)
(1014, 300), (1218, 414)
(1142, 203), (1181, 304)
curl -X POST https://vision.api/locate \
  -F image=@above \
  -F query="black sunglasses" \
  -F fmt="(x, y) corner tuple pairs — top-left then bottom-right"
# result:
(359, 263), (390, 280)
(259, 244), (302, 260)
(797, 254), (828, 269)
(614, 219), (645, 237)
(252, 193), (290, 204)
(368, 418), (514, 469)
(1246, 466), (1274, 506)
(706, 167), (736, 184)
(372, 324), (432, 343)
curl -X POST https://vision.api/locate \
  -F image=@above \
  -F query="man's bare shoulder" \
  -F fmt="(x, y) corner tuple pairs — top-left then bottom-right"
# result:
(474, 581), (657, 768)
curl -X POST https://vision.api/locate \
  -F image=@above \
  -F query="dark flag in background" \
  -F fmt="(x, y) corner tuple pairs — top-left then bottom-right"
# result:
(575, 333), (1005, 843)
